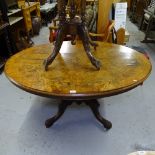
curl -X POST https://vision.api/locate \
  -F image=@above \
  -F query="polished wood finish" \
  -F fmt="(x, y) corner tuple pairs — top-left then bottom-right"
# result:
(5, 41), (151, 99)
(89, 20), (116, 43)
(97, 0), (126, 43)
(97, 0), (112, 33)
(4, 41), (151, 128)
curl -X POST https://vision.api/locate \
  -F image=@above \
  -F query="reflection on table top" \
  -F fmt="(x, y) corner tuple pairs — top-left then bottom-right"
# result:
(4, 41), (152, 99)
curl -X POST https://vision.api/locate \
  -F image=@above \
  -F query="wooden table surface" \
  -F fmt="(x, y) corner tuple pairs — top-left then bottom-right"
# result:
(4, 41), (152, 99)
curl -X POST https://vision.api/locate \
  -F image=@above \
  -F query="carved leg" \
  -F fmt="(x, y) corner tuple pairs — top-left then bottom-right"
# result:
(45, 99), (112, 129)
(45, 100), (72, 128)
(44, 26), (66, 71)
(85, 99), (112, 129)
(81, 23), (98, 49)
(78, 25), (101, 70)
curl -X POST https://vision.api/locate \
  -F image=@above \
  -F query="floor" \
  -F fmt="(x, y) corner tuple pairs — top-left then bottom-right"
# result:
(0, 17), (155, 155)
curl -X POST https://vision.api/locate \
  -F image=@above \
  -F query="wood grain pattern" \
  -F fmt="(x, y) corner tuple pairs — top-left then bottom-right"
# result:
(4, 41), (152, 99)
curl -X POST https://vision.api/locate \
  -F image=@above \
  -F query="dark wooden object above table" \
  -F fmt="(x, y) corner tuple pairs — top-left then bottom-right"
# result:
(4, 41), (152, 129)
(129, 0), (150, 26)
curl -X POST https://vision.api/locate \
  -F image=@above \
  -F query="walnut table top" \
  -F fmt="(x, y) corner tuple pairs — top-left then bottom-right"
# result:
(4, 41), (152, 99)
(4, 41), (152, 129)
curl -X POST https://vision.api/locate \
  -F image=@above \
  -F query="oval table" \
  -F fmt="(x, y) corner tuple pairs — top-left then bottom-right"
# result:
(4, 41), (152, 129)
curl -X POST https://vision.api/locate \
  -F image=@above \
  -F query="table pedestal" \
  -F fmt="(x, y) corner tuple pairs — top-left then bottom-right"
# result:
(45, 99), (112, 129)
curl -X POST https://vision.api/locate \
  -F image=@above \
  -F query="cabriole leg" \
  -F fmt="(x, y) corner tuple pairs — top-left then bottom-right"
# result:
(85, 99), (112, 129)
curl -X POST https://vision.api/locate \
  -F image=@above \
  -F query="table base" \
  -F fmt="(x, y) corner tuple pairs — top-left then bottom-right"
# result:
(45, 99), (112, 129)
